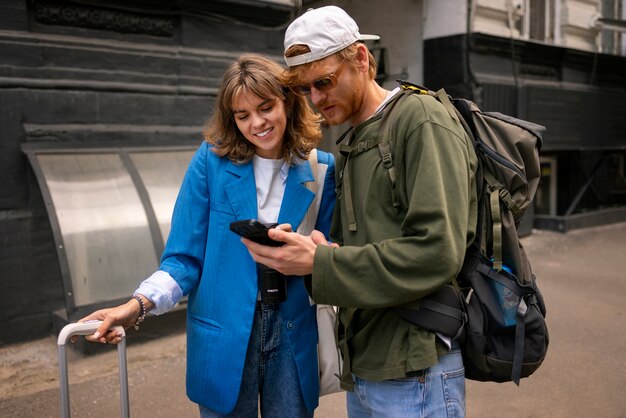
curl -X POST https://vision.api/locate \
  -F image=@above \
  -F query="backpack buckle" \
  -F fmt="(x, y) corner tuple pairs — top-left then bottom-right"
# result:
(498, 188), (513, 204)
(378, 143), (394, 168)
(381, 152), (393, 168)
(499, 188), (523, 219)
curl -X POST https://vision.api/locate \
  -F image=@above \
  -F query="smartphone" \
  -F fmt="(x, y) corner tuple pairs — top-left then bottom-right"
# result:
(229, 219), (283, 247)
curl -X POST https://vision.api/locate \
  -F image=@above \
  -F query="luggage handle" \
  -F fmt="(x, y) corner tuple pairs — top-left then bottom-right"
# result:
(58, 321), (129, 418)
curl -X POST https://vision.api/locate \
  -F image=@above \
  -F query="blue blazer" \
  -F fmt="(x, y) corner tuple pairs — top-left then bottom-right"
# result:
(159, 142), (336, 413)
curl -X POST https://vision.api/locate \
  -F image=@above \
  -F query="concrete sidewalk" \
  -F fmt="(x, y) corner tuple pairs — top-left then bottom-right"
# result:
(1, 222), (625, 417)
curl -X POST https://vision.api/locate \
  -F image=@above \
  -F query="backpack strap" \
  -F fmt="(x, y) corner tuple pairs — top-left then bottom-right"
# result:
(434, 89), (460, 124)
(339, 307), (358, 391)
(483, 170), (523, 221)
(336, 131), (360, 231)
(435, 89), (477, 144)
(377, 89), (413, 210)
(489, 186), (504, 271)
(337, 90), (412, 232)
(338, 137), (386, 232)
(339, 133), (399, 231)
(482, 170), (524, 272)
(512, 298), (529, 385)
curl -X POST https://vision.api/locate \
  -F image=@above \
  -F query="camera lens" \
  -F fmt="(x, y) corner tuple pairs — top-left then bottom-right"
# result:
(258, 264), (287, 304)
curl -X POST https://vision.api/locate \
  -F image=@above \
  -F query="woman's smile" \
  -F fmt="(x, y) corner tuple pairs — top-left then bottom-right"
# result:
(255, 127), (273, 138)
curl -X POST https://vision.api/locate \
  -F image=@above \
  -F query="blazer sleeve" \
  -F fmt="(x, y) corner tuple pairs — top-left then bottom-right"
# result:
(158, 142), (210, 295)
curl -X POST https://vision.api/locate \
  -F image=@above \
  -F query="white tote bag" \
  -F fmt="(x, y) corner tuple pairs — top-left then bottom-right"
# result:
(315, 303), (342, 396)
(298, 149), (343, 397)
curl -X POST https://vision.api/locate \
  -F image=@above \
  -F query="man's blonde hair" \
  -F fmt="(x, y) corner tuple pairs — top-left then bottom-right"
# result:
(284, 43), (377, 86)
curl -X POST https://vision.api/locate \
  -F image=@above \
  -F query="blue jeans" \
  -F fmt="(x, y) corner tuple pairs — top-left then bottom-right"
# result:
(346, 344), (465, 418)
(199, 303), (312, 418)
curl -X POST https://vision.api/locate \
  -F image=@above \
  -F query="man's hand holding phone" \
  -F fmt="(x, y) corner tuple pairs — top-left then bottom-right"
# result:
(229, 220), (286, 247)
(232, 219), (330, 276)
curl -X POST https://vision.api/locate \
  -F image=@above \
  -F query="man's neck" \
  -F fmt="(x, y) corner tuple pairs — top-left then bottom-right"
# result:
(349, 80), (389, 127)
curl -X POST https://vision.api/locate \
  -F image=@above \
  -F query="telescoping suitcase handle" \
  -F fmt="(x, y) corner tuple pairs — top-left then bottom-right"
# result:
(57, 321), (130, 418)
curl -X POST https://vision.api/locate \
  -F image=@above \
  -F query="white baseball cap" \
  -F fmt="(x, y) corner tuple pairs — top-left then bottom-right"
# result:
(283, 6), (380, 67)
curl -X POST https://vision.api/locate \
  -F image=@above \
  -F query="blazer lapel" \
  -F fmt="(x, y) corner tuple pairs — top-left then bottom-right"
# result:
(278, 160), (315, 230)
(224, 160), (258, 221)
(224, 158), (316, 229)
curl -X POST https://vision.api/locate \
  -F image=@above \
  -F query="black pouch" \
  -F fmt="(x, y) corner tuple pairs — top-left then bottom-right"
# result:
(459, 253), (549, 384)
(394, 284), (467, 340)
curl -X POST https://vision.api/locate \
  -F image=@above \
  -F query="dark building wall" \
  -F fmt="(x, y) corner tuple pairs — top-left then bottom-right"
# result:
(423, 34), (472, 100)
(0, 0), (291, 343)
(424, 33), (626, 225)
(426, 34), (626, 138)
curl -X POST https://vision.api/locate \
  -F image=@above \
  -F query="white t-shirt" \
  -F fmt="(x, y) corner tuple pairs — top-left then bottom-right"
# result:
(252, 154), (288, 225)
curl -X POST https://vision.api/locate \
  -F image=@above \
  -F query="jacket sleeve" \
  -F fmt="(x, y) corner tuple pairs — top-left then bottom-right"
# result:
(312, 108), (476, 309)
(158, 142), (210, 296)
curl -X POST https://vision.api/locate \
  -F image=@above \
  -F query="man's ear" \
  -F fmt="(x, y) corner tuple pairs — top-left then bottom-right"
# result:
(355, 43), (370, 74)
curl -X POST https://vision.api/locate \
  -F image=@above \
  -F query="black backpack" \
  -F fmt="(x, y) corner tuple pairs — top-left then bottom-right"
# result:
(383, 81), (549, 385)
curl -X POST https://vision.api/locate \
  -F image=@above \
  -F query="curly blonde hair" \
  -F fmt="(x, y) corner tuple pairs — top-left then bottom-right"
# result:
(204, 54), (322, 165)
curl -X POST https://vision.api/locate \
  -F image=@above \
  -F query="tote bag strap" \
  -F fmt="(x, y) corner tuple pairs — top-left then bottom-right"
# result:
(297, 149), (321, 235)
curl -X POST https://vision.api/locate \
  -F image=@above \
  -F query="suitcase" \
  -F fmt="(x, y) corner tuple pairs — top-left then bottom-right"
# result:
(57, 321), (130, 418)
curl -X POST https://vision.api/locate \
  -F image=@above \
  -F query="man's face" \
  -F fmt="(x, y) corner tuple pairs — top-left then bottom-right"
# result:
(294, 56), (364, 126)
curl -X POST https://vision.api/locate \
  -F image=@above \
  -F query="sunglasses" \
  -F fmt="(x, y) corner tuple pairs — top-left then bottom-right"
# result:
(290, 60), (347, 96)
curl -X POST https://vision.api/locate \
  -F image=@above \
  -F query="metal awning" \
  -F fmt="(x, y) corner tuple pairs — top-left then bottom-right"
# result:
(23, 144), (195, 317)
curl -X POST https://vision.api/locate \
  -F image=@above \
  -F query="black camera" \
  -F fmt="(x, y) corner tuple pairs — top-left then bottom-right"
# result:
(229, 220), (287, 304)
(257, 263), (286, 304)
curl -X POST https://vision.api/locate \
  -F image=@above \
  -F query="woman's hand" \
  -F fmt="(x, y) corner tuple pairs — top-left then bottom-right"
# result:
(76, 299), (142, 345)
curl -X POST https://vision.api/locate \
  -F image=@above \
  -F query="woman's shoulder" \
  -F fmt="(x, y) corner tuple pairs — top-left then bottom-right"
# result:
(194, 141), (231, 164)
(184, 142), (238, 177)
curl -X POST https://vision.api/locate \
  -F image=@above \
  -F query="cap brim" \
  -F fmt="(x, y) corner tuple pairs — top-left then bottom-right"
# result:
(359, 34), (380, 41)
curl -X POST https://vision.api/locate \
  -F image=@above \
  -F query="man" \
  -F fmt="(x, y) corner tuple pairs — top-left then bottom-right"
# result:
(243, 6), (477, 417)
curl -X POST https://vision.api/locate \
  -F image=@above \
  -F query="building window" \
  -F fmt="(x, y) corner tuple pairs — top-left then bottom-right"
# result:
(600, 0), (625, 54)
(529, 0), (547, 41)
(509, 0), (555, 42)
(523, 0), (557, 42)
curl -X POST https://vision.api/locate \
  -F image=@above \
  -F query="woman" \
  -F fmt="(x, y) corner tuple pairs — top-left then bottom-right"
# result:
(80, 53), (336, 417)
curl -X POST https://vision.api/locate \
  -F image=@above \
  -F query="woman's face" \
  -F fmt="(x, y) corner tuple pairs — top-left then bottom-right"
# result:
(232, 90), (288, 159)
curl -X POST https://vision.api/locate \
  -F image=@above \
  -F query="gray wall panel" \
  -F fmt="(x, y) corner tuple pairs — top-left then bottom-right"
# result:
(0, 0), (292, 343)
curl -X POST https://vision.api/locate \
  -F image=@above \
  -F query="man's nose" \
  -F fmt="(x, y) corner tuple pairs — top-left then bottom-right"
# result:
(309, 88), (326, 107)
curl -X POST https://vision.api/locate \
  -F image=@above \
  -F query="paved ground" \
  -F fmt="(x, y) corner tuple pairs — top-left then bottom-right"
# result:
(1, 222), (625, 417)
